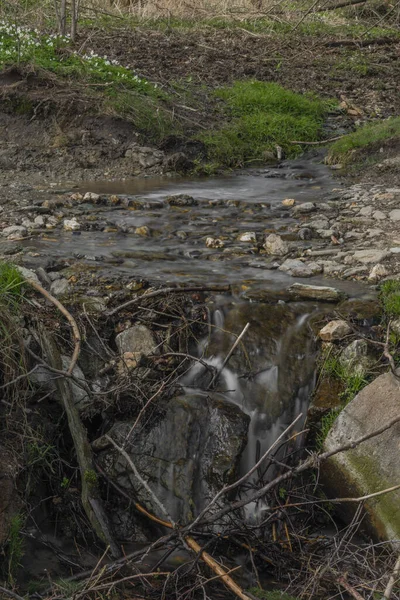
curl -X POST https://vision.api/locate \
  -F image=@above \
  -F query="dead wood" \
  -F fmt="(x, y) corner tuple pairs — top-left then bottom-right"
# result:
(39, 328), (121, 559)
(107, 285), (230, 316)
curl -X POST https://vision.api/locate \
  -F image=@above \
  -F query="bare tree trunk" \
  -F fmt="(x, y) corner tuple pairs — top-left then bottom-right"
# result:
(60, 0), (67, 35)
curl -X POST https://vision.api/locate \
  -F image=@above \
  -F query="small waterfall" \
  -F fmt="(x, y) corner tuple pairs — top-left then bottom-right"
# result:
(182, 299), (317, 523)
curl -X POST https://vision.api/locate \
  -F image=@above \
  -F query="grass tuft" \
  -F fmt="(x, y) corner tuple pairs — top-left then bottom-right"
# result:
(380, 279), (400, 318)
(0, 262), (24, 306)
(200, 81), (334, 168)
(327, 117), (400, 165)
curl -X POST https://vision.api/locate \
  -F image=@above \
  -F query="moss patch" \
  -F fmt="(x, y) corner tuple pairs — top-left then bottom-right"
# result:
(327, 117), (400, 166)
(200, 81), (334, 168)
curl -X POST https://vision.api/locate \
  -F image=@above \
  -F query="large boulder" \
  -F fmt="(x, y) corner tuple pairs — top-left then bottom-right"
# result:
(95, 394), (249, 525)
(322, 372), (400, 541)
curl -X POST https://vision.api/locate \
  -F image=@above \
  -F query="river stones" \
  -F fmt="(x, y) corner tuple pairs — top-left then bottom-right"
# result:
(94, 394), (249, 524)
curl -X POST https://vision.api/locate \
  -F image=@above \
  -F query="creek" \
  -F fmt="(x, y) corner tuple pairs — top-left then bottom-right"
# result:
(19, 157), (377, 585)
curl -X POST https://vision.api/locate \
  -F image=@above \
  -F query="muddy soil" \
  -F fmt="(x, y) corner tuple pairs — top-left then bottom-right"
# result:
(0, 27), (399, 187)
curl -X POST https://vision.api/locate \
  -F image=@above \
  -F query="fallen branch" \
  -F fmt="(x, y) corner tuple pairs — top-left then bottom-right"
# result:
(106, 436), (252, 600)
(208, 322), (250, 389)
(290, 136), (343, 145)
(383, 552), (400, 600)
(337, 574), (365, 600)
(317, 0), (367, 12)
(25, 278), (81, 375)
(107, 285), (230, 317)
(0, 586), (25, 600)
(40, 328), (121, 558)
(195, 412), (400, 527)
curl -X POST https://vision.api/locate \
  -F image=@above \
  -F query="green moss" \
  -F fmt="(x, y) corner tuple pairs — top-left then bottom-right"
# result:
(200, 81), (334, 167)
(328, 117), (400, 165)
(347, 453), (400, 539)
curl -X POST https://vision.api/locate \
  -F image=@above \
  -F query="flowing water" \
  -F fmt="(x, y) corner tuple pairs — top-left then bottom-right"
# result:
(42, 157), (370, 518)
(26, 157), (363, 294)
(18, 157), (378, 582)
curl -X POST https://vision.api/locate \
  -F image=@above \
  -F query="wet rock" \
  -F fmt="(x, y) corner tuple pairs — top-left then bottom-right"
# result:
(323, 373), (400, 541)
(95, 394), (249, 523)
(264, 233), (288, 256)
(1, 225), (27, 239)
(63, 218), (81, 231)
(175, 230), (188, 240)
(134, 226), (151, 237)
(166, 194), (198, 207)
(206, 237), (224, 248)
(115, 324), (157, 356)
(238, 231), (256, 243)
(319, 320), (351, 342)
(50, 278), (70, 297)
(368, 263), (389, 282)
(289, 283), (346, 302)
(46, 216), (59, 229)
(0, 446), (22, 545)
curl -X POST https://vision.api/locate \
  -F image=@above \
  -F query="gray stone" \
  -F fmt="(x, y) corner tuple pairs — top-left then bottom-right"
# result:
(96, 394), (249, 524)
(305, 219), (330, 230)
(264, 233), (289, 256)
(323, 373), (400, 541)
(358, 205), (374, 216)
(30, 357), (90, 412)
(83, 192), (100, 202)
(317, 229), (335, 239)
(1, 225), (27, 239)
(292, 202), (316, 215)
(289, 283), (346, 302)
(352, 249), (389, 264)
(115, 324), (157, 356)
(279, 259), (312, 277)
(389, 210), (400, 221)
(339, 339), (371, 375)
(15, 266), (40, 285)
(319, 320), (351, 342)
(373, 210), (386, 220)
(368, 264), (389, 282)
(63, 218), (81, 231)
(50, 278), (70, 297)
